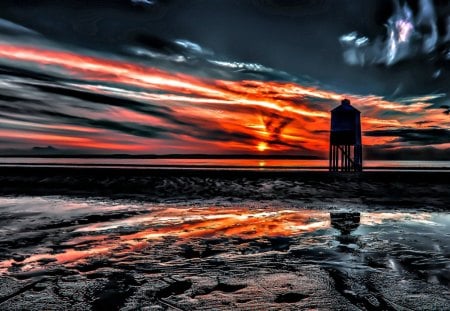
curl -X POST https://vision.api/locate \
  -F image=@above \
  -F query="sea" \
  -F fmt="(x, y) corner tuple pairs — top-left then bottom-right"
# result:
(0, 157), (449, 171)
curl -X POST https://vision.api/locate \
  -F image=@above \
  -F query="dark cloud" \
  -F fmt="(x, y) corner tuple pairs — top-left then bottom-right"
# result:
(262, 112), (294, 142)
(251, 0), (332, 17)
(365, 128), (450, 145)
(415, 120), (434, 126)
(340, 0), (442, 66)
(365, 146), (450, 160)
(123, 33), (300, 82)
(28, 83), (173, 117)
(0, 17), (39, 35)
(130, 0), (157, 7)
(0, 102), (171, 140)
(0, 93), (29, 103)
(312, 130), (330, 134)
(440, 104), (450, 115)
(87, 120), (169, 139)
(131, 34), (191, 57)
(0, 64), (58, 82)
(188, 128), (255, 144)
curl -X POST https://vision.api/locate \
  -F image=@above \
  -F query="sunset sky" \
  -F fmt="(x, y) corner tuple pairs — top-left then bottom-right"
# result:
(0, 0), (449, 159)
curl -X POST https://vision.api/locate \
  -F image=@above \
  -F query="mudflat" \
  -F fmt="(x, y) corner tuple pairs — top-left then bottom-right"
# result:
(0, 168), (448, 310)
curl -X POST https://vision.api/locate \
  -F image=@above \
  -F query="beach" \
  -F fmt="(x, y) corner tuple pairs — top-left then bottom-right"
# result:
(0, 167), (449, 209)
(0, 167), (449, 310)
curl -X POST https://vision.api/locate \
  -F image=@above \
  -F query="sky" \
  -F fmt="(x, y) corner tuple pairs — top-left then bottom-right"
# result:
(0, 0), (449, 159)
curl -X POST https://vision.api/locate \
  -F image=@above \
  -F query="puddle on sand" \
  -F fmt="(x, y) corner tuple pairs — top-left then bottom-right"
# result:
(0, 197), (448, 282)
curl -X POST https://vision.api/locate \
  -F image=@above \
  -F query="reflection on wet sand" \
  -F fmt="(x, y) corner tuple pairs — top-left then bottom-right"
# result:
(0, 206), (435, 274)
(330, 212), (361, 235)
(0, 208), (331, 272)
(0, 196), (448, 310)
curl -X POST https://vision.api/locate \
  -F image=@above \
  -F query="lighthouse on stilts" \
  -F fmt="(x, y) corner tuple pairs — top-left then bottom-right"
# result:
(329, 99), (363, 172)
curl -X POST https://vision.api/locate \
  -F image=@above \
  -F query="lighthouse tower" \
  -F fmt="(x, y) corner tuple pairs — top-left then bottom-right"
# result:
(329, 99), (362, 172)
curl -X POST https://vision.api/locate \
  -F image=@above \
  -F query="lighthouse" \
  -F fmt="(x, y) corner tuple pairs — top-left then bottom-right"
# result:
(329, 99), (362, 172)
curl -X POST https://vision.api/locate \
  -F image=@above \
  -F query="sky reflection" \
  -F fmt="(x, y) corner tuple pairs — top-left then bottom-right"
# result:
(0, 205), (439, 274)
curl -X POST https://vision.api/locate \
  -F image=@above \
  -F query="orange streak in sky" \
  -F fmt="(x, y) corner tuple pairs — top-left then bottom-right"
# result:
(1, 129), (146, 151)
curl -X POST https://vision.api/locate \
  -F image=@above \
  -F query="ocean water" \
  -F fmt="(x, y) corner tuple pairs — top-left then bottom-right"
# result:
(0, 158), (449, 170)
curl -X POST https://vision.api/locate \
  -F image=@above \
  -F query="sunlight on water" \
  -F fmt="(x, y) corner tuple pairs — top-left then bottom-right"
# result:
(0, 197), (447, 274)
(0, 158), (449, 170)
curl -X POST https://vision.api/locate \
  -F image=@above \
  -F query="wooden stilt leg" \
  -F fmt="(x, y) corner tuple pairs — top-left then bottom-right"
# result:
(329, 144), (332, 172)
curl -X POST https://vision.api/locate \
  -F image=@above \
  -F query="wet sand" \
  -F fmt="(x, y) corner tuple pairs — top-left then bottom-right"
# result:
(0, 167), (449, 210)
(0, 168), (449, 310)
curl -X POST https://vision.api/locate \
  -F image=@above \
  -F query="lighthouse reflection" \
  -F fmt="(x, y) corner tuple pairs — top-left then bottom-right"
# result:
(330, 212), (361, 249)
(331, 212), (361, 235)
(330, 212), (361, 244)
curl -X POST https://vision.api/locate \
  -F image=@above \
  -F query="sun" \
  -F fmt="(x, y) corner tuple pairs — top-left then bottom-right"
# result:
(257, 142), (268, 152)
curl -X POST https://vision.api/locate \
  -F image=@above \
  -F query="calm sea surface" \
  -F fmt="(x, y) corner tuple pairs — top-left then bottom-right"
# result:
(0, 158), (449, 171)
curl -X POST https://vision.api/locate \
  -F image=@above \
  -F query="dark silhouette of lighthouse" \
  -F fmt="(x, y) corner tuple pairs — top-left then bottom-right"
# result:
(329, 99), (362, 172)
